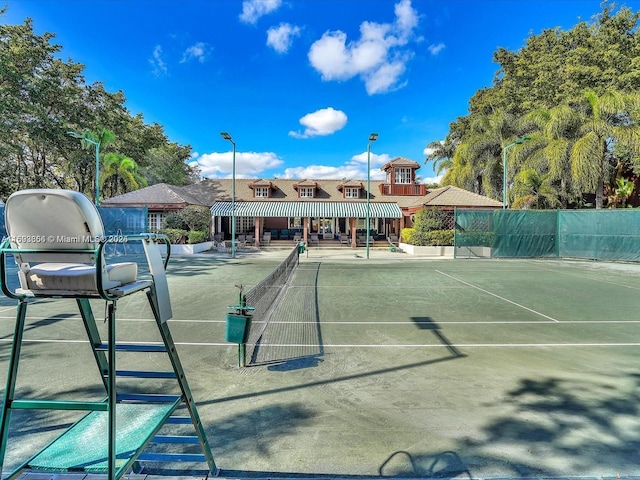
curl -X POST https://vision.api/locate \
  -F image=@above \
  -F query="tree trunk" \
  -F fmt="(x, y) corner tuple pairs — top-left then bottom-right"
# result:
(595, 177), (604, 209)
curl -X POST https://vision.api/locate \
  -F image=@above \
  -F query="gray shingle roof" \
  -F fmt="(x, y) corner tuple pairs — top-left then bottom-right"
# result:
(421, 185), (503, 208)
(381, 157), (421, 170)
(102, 179), (501, 211)
(101, 183), (206, 207)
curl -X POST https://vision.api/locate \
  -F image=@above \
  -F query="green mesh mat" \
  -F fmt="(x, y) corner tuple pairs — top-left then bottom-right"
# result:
(27, 402), (177, 473)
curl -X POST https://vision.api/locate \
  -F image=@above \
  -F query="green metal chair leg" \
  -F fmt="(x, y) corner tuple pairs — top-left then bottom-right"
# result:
(0, 300), (28, 474)
(146, 288), (219, 475)
(108, 301), (117, 480)
(76, 298), (110, 392)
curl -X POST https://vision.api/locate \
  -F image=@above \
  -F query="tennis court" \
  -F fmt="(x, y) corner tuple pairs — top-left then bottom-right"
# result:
(1, 248), (640, 479)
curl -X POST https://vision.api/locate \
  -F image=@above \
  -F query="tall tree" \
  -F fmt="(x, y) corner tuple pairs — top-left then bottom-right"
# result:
(143, 144), (199, 186)
(101, 153), (147, 198)
(510, 169), (561, 209)
(0, 10), (196, 200)
(570, 89), (640, 208)
(437, 110), (524, 200)
(430, 3), (640, 208)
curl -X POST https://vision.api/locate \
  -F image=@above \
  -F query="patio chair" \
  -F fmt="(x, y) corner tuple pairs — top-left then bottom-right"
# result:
(0, 189), (217, 479)
(339, 234), (350, 246)
(245, 234), (254, 246)
(280, 229), (290, 240)
(261, 231), (271, 246)
(293, 232), (302, 242)
(213, 232), (224, 245)
(388, 234), (399, 247)
(309, 233), (319, 246)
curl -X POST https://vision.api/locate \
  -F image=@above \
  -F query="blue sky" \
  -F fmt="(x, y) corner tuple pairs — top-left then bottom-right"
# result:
(3, 0), (628, 183)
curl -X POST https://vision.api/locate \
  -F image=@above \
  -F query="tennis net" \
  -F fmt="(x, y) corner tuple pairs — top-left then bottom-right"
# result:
(244, 245), (300, 352)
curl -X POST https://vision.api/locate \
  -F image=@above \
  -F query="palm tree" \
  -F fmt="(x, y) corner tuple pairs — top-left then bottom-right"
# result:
(425, 139), (456, 180)
(68, 128), (116, 202)
(570, 89), (640, 209)
(510, 168), (561, 209)
(523, 104), (583, 207)
(443, 110), (523, 199)
(101, 153), (147, 197)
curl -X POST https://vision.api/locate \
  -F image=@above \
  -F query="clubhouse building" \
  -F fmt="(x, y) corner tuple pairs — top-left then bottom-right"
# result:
(102, 157), (502, 246)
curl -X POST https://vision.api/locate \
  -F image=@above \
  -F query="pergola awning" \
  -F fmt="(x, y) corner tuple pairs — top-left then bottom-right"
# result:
(210, 201), (402, 218)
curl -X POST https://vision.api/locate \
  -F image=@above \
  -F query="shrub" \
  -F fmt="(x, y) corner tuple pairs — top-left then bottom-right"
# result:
(401, 227), (454, 246)
(163, 206), (210, 231)
(424, 229), (454, 246)
(164, 212), (185, 230)
(401, 227), (417, 245)
(159, 228), (187, 244)
(180, 205), (210, 231)
(414, 207), (448, 233)
(187, 229), (209, 244)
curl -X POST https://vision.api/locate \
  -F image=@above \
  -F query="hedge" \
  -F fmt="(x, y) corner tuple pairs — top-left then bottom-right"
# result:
(187, 229), (209, 244)
(401, 228), (454, 246)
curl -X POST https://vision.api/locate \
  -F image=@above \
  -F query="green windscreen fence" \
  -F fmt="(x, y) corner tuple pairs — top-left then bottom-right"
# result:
(98, 207), (148, 235)
(455, 209), (640, 262)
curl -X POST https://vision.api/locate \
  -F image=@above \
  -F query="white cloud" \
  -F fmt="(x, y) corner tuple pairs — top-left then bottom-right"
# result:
(364, 59), (408, 95)
(195, 151), (284, 179)
(350, 151), (391, 168)
(423, 146), (435, 156)
(307, 0), (419, 95)
(394, 0), (419, 39)
(181, 42), (211, 63)
(423, 175), (443, 184)
(289, 107), (348, 139)
(428, 42), (445, 55)
(278, 152), (391, 181)
(423, 140), (444, 157)
(281, 165), (361, 180)
(149, 45), (168, 76)
(267, 23), (301, 54)
(239, 0), (282, 24)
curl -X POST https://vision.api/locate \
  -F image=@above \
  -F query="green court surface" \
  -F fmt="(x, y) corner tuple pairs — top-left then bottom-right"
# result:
(2, 249), (640, 479)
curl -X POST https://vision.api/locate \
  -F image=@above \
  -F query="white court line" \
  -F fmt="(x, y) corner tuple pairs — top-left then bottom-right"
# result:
(2, 338), (640, 348)
(436, 270), (560, 323)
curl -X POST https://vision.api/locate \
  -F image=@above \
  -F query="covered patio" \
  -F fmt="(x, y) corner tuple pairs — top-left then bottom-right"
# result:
(210, 201), (403, 248)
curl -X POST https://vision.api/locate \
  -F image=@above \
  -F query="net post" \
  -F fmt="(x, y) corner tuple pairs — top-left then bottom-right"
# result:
(239, 291), (247, 368)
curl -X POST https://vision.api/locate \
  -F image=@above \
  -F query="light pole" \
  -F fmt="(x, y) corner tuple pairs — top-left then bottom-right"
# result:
(220, 132), (237, 259)
(502, 135), (531, 209)
(67, 131), (101, 206)
(366, 133), (378, 259)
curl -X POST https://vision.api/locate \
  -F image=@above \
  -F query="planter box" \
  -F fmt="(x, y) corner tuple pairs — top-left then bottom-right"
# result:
(160, 241), (213, 256)
(399, 243), (454, 257)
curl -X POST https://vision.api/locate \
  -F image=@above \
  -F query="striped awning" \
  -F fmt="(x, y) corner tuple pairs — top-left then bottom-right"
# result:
(210, 201), (402, 218)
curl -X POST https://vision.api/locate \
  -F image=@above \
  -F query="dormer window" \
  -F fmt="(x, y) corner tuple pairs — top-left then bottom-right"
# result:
(300, 187), (314, 198)
(337, 180), (363, 199)
(345, 187), (359, 199)
(249, 179), (276, 198)
(293, 180), (318, 199)
(395, 167), (412, 184)
(255, 187), (269, 198)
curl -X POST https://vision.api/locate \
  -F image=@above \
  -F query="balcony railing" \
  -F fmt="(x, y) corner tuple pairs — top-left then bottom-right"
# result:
(379, 183), (426, 196)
